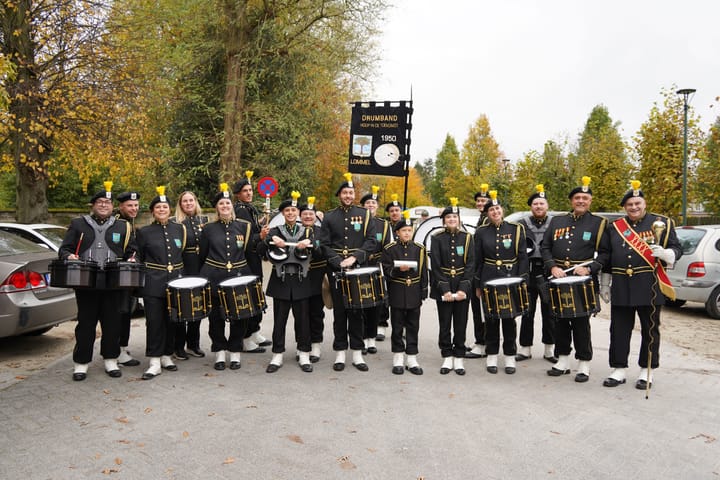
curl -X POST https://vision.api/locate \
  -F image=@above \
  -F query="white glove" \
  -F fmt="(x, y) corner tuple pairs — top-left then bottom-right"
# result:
(599, 273), (611, 304)
(650, 245), (676, 268)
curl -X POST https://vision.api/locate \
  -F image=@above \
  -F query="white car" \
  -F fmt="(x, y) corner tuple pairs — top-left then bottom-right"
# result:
(665, 225), (720, 318)
(0, 223), (67, 252)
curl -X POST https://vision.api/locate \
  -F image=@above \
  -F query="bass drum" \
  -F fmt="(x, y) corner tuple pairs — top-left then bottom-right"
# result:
(413, 215), (476, 270)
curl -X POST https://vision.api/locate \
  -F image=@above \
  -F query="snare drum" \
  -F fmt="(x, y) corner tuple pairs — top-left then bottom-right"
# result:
(338, 267), (386, 310)
(49, 259), (98, 288)
(218, 275), (266, 321)
(548, 275), (599, 318)
(105, 261), (146, 289)
(166, 277), (211, 322)
(482, 277), (529, 320)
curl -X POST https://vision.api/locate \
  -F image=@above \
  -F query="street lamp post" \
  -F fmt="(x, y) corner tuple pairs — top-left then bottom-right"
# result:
(677, 88), (696, 226)
(502, 158), (510, 207)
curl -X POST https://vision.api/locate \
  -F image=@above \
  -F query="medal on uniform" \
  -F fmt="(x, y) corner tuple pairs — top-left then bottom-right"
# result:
(236, 234), (244, 249)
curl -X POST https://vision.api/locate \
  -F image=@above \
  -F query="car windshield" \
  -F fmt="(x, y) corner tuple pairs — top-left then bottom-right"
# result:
(0, 230), (50, 256)
(675, 228), (706, 255)
(36, 227), (66, 249)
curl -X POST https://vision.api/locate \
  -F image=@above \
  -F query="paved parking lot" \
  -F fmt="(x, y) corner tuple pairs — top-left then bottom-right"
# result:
(1, 300), (719, 479)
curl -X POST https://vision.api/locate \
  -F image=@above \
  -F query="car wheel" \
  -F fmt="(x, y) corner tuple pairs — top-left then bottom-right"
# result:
(664, 298), (686, 308)
(22, 326), (54, 336)
(705, 286), (720, 319)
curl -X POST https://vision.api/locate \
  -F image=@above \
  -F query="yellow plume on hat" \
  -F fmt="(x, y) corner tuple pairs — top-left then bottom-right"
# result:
(156, 186), (166, 196)
(582, 176), (591, 187)
(449, 197), (458, 207)
(489, 190), (498, 202)
(402, 209), (411, 220)
(291, 191), (301, 200)
(371, 185), (379, 195)
(343, 172), (353, 182)
(391, 193), (399, 203)
(103, 181), (113, 192)
(219, 182), (229, 193)
(536, 184), (544, 193)
(244, 170), (253, 181)
(307, 196), (315, 204)
(480, 183), (489, 193)
(630, 180), (641, 191)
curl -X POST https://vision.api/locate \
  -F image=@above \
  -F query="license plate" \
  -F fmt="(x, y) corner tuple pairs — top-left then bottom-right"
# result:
(45, 272), (51, 284)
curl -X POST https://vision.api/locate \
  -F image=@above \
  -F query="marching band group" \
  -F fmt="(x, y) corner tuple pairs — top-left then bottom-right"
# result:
(56, 172), (681, 392)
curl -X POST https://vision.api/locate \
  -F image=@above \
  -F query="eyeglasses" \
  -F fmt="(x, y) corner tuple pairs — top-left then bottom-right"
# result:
(95, 199), (113, 205)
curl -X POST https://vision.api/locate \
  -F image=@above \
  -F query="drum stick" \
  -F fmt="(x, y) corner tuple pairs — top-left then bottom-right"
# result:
(74, 233), (84, 256)
(547, 260), (593, 279)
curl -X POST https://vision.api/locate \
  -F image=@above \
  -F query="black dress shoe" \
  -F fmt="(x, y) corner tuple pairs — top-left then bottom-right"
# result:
(173, 350), (189, 361)
(162, 364), (178, 372)
(72, 372), (87, 381)
(245, 347), (266, 354)
(119, 359), (140, 367)
(505, 367), (516, 375)
(230, 361), (241, 370)
(455, 368), (466, 376)
(105, 369), (122, 378)
(300, 363), (313, 373)
(309, 355), (320, 363)
(547, 367), (571, 376)
(515, 354), (531, 361)
(544, 355), (559, 364)
(141, 372), (158, 380)
(367, 346), (377, 354)
(258, 340), (272, 347)
(440, 367), (451, 375)
(361, 348), (368, 355)
(375, 333), (385, 341)
(188, 347), (205, 358)
(465, 352), (487, 359)
(392, 366), (404, 375)
(353, 362), (369, 372)
(214, 361), (225, 371)
(407, 366), (423, 375)
(333, 362), (345, 372)
(266, 363), (281, 373)
(602, 377), (626, 387)
(575, 373), (589, 383)
(486, 366), (498, 374)
(635, 379), (652, 390)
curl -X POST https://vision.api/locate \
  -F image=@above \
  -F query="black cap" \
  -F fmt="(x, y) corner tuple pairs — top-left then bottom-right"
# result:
(568, 176), (592, 199)
(232, 179), (251, 194)
(440, 199), (460, 219)
(360, 193), (377, 205)
(149, 187), (169, 210)
(335, 173), (354, 196)
(394, 217), (414, 232)
(385, 197), (402, 212)
(483, 192), (501, 213)
(620, 180), (644, 206)
(117, 191), (140, 203)
(212, 183), (233, 207)
(474, 185), (490, 200)
(527, 185), (547, 206)
(278, 197), (301, 212)
(90, 181), (114, 203)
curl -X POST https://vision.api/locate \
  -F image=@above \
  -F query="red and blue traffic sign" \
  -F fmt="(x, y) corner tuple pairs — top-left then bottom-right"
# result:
(257, 176), (278, 198)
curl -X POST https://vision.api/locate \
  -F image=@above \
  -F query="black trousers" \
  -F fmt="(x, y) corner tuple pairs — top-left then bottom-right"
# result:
(554, 315), (592, 361)
(244, 312), (263, 339)
(271, 297), (311, 353)
(470, 285), (486, 345)
(609, 305), (661, 369)
(72, 289), (125, 363)
(519, 273), (555, 347)
(174, 319), (202, 351)
(308, 293), (325, 343)
(378, 304), (390, 328)
(143, 296), (174, 357)
(329, 282), (364, 351)
(118, 291), (133, 346)
(208, 295), (246, 353)
(362, 304), (382, 339)
(436, 299), (468, 358)
(485, 316), (518, 356)
(391, 307), (420, 355)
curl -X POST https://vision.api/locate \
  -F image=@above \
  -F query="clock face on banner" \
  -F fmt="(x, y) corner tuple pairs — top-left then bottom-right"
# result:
(374, 143), (400, 167)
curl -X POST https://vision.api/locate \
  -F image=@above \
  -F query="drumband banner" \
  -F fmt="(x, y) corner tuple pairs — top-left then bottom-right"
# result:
(348, 101), (413, 177)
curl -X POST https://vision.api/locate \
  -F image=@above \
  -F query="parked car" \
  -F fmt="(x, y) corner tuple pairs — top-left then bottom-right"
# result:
(0, 230), (77, 337)
(0, 223), (67, 251)
(665, 225), (720, 318)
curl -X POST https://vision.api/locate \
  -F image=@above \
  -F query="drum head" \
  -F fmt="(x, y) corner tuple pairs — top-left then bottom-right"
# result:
(550, 275), (591, 285)
(219, 275), (258, 286)
(168, 276), (208, 288)
(346, 267), (379, 276)
(268, 247), (288, 261)
(486, 276), (525, 286)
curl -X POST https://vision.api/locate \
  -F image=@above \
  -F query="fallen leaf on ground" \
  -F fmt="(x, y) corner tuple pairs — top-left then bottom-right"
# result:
(101, 468), (120, 474)
(337, 455), (356, 470)
(286, 435), (303, 444)
(15, 375), (26, 380)
(103, 389), (110, 394)
(144, 407), (152, 414)
(182, 431), (189, 438)
(114, 458), (122, 465)
(115, 416), (129, 424)
(223, 457), (235, 465)
(690, 433), (716, 443)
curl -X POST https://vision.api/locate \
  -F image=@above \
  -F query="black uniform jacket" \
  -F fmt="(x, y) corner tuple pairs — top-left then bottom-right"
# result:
(234, 201), (264, 277)
(199, 218), (253, 288)
(257, 223), (316, 301)
(59, 215), (136, 265)
(172, 215), (208, 275)
(368, 216), (392, 265)
(381, 240), (428, 309)
(474, 221), (529, 285)
(598, 213), (682, 307)
(136, 221), (186, 298)
(429, 228), (475, 299)
(317, 205), (377, 271)
(541, 211), (607, 277)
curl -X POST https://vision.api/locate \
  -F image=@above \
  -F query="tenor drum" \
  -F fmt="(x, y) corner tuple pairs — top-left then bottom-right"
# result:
(218, 275), (266, 321)
(166, 276), (211, 322)
(482, 277), (529, 320)
(548, 275), (599, 318)
(105, 261), (146, 289)
(49, 259), (98, 288)
(338, 267), (386, 310)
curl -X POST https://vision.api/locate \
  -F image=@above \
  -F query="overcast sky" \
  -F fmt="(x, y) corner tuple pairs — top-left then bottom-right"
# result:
(371, 0), (719, 164)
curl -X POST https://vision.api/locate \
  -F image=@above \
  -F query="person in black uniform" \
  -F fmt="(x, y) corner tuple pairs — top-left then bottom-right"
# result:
(599, 181), (682, 390)
(430, 197), (475, 375)
(114, 191), (142, 368)
(517, 184), (557, 363)
(257, 192), (315, 373)
(360, 186), (392, 353)
(299, 197), (326, 363)
(232, 170), (271, 353)
(467, 184), (491, 359)
(172, 191), (208, 359)
(135, 187), (186, 379)
(474, 191), (529, 374)
(542, 176), (607, 383)
(385, 193), (403, 235)
(58, 181), (136, 381)
(316, 173), (377, 371)
(200, 183), (254, 371)
(381, 210), (429, 375)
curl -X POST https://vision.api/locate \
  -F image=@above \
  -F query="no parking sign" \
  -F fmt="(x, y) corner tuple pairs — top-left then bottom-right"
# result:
(257, 176), (278, 198)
